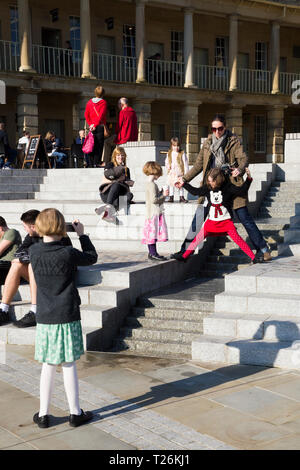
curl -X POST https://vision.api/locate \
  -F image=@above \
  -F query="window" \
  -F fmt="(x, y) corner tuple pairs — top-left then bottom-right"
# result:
(171, 111), (181, 139)
(10, 6), (19, 56)
(291, 116), (300, 133)
(254, 115), (266, 153)
(215, 37), (228, 67)
(147, 42), (164, 60)
(255, 42), (268, 70)
(123, 24), (135, 57)
(171, 31), (183, 62)
(69, 16), (80, 63)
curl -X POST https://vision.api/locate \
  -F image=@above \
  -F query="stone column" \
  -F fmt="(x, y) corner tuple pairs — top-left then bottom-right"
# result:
(18, 0), (36, 73)
(80, 0), (95, 79)
(17, 88), (40, 135)
(133, 99), (152, 140)
(78, 94), (90, 131)
(184, 8), (195, 88)
(136, 0), (147, 83)
(226, 105), (243, 142)
(229, 14), (238, 91)
(180, 101), (200, 164)
(267, 105), (285, 163)
(271, 21), (280, 94)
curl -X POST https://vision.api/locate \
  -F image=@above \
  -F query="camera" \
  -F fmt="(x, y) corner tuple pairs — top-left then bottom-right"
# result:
(14, 251), (30, 264)
(66, 222), (78, 232)
(220, 163), (232, 176)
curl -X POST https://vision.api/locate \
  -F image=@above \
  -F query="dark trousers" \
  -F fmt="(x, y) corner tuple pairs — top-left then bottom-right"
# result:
(91, 125), (104, 166)
(0, 261), (11, 285)
(180, 204), (267, 253)
(100, 183), (133, 211)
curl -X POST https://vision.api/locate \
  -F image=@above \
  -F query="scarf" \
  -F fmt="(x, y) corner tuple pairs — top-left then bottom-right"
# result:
(210, 130), (229, 168)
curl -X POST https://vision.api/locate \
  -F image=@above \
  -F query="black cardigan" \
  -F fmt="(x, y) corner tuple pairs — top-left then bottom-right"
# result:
(183, 177), (252, 218)
(29, 235), (97, 325)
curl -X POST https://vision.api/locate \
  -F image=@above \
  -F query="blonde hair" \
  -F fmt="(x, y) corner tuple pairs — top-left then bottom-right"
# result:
(35, 208), (67, 237)
(111, 146), (127, 166)
(94, 85), (105, 98)
(169, 137), (182, 151)
(45, 131), (54, 140)
(143, 161), (162, 177)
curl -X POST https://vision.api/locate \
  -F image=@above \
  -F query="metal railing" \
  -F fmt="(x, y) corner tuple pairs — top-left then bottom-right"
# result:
(0, 40), (20, 72)
(145, 59), (184, 87)
(32, 44), (82, 77)
(194, 65), (229, 91)
(238, 68), (272, 94)
(92, 52), (136, 83)
(279, 72), (300, 95)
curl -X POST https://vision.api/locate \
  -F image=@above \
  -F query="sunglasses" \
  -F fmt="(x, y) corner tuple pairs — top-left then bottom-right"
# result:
(212, 126), (224, 133)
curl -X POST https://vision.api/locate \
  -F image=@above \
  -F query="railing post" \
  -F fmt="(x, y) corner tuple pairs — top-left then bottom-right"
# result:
(17, 0), (36, 73)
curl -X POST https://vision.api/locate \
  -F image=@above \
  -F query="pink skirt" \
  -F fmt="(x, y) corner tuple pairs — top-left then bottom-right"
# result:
(142, 214), (168, 245)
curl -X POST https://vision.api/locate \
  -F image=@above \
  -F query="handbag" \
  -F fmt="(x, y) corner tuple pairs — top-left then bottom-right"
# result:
(82, 131), (94, 153)
(93, 104), (110, 138)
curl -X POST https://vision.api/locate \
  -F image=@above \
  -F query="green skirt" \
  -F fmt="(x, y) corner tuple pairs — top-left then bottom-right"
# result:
(35, 321), (84, 365)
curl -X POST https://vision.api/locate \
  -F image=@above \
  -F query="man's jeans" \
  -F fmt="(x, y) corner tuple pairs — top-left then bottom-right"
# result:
(52, 151), (67, 168)
(234, 205), (267, 252)
(180, 204), (267, 253)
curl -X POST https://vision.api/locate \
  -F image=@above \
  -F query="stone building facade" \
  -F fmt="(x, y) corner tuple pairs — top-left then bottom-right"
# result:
(0, 0), (300, 163)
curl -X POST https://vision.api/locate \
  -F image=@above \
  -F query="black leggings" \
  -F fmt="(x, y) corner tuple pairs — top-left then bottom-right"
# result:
(100, 183), (133, 211)
(91, 125), (104, 166)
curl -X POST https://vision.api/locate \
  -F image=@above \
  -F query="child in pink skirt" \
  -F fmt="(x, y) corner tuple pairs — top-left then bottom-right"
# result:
(142, 161), (169, 261)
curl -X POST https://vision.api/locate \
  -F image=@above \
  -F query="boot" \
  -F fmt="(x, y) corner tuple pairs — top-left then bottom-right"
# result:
(179, 196), (188, 203)
(165, 196), (174, 203)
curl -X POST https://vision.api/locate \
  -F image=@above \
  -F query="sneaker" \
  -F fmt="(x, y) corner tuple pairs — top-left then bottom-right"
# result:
(0, 309), (9, 325)
(14, 310), (36, 328)
(170, 252), (187, 262)
(148, 254), (167, 261)
(33, 412), (49, 429)
(69, 409), (93, 427)
(102, 211), (118, 224)
(95, 205), (106, 216)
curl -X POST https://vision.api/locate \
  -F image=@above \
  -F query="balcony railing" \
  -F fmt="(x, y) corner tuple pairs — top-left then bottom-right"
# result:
(238, 68), (272, 94)
(145, 59), (184, 87)
(0, 40), (20, 72)
(279, 72), (300, 96)
(194, 65), (229, 91)
(32, 44), (82, 77)
(92, 53), (136, 83)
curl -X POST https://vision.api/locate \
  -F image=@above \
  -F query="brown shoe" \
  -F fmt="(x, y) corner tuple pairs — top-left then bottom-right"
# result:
(165, 196), (174, 203)
(179, 196), (188, 203)
(263, 251), (272, 262)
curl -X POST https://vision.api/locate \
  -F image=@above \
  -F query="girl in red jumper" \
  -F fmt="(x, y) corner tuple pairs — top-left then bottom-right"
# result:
(174, 167), (257, 263)
(84, 85), (107, 167)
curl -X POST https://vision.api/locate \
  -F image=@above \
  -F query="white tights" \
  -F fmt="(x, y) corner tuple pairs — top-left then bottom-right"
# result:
(169, 185), (184, 197)
(39, 362), (81, 417)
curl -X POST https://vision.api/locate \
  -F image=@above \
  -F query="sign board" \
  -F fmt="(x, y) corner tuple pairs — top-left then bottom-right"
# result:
(22, 135), (51, 169)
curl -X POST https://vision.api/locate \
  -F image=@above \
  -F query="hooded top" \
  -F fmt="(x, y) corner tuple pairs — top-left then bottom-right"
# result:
(84, 98), (107, 128)
(115, 106), (138, 145)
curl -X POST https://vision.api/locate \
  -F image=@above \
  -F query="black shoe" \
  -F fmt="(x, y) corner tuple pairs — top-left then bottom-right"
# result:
(148, 254), (167, 261)
(69, 409), (93, 427)
(14, 311), (36, 328)
(0, 309), (9, 326)
(33, 412), (49, 428)
(170, 251), (187, 262)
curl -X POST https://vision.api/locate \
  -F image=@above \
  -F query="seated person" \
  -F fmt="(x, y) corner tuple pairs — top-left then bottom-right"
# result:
(96, 146), (134, 222)
(0, 216), (22, 287)
(45, 131), (67, 168)
(0, 209), (72, 328)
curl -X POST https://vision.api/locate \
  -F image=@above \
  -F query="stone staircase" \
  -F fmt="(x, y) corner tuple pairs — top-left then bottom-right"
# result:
(0, 169), (46, 199)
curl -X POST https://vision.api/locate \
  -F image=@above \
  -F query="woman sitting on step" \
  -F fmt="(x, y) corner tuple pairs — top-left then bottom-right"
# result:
(173, 167), (259, 263)
(95, 146), (134, 223)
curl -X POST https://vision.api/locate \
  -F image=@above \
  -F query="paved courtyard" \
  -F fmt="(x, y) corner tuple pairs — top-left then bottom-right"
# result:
(1, 345), (300, 450)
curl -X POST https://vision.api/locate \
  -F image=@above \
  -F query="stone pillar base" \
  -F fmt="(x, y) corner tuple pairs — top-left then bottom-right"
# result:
(81, 73), (96, 79)
(18, 66), (36, 73)
(133, 100), (152, 141)
(17, 91), (39, 135)
(180, 102), (199, 164)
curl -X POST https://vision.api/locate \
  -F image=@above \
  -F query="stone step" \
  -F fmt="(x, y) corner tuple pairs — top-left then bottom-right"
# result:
(34, 191), (147, 200)
(138, 296), (215, 311)
(0, 192), (35, 200)
(203, 262), (250, 272)
(125, 315), (205, 333)
(203, 313), (300, 342)
(214, 291), (300, 316)
(207, 255), (251, 264)
(212, 247), (279, 257)
(0, 176), (44, 184)
(191, 334), (299, 369)
(114, 337), (191, 357)
(1, 184), (41, 192)
(132, 306), (210, 321)
(120, 325), (201, 343)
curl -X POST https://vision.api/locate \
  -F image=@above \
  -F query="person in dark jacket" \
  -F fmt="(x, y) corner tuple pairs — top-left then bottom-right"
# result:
(30, 208), (97, 429)
(96, 146), (134, 223)
(0, 122), (15, 169)
(0, 209), (72, 328)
